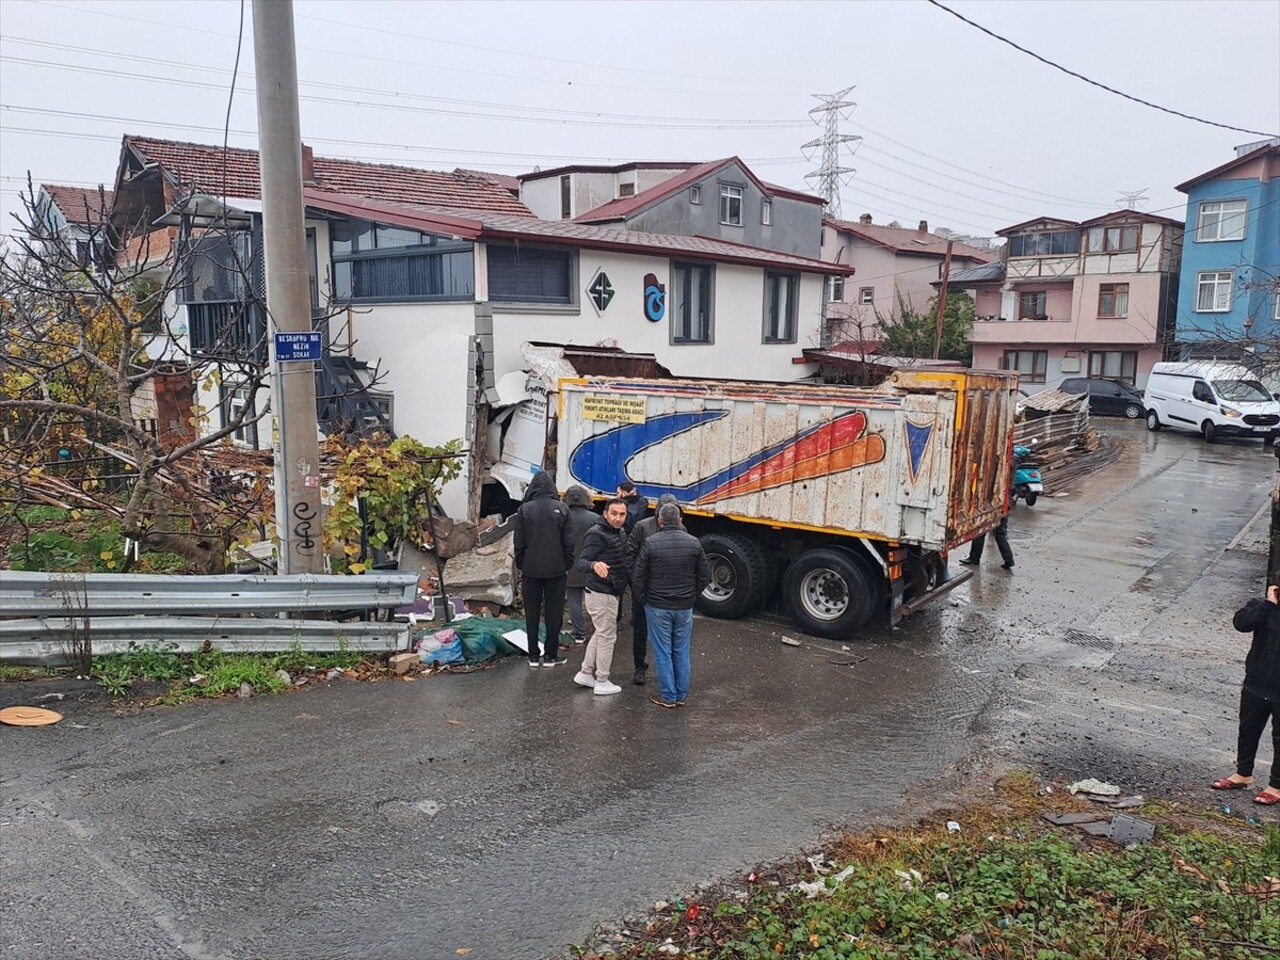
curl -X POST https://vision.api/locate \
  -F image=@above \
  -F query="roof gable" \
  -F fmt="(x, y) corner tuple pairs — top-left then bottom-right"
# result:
(119, 135), (532, 216)
(1079, 208), (1183, 229)
(825, 218), (994, 262)
(40, 184), (114, 225)
(1176, 144), (1280, 193)
(996, 216), (1079, 237)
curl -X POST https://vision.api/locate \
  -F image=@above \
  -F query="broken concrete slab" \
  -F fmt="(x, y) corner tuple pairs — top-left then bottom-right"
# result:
(431, 517), (478, 560)
(442, 531), (515, 606)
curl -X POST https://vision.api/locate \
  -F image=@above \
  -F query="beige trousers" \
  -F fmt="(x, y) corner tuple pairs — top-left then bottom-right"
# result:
(581, 591), (620, 682)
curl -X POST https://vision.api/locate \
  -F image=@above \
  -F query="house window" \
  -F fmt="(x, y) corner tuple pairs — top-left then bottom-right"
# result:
(1088, 350), (1137, 385)
(763, 271), (799, 343)
(671, 261), (714, 343)
(859, 286), (874, 305)
(719, 184), (743, 226)
(690, 185), (701, 205)
(1195, 271), (1234, 312)
(1097, 282), (1129, 318)
(178, 232), (252, 304)
(1018, 291), (1048, 319)
(1275, 293), (1280, 322)
(560, 175), (571, 219)
(618, 182), (636, 197)
(1001, 349), (1048, 384)
(1007, 230), (1080, 257)
(828, 276), (845, 302)
(221, 384), (258, 446)
(1086, 224), (1139, 253)
(331, 218), (474, 302)
(761, 199), (772, 226)
(487, 245), (575, 304)
(1196, 199), (1247, 242)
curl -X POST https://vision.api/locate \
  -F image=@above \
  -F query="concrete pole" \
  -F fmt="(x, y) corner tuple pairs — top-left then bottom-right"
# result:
(252, 0), (324, 574)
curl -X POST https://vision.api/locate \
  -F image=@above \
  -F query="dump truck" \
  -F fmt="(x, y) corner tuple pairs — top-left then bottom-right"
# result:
(552, 369), (1019, 639)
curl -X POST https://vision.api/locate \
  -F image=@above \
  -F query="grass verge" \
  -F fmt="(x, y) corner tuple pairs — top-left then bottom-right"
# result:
(573, 775), (1279, 960)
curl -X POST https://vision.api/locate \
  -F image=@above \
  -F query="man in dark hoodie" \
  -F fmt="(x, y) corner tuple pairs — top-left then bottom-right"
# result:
(625, 493), (679, 685)
(562, 485), (597, 644)
(1212, 584), (1280, 805)
(572, 498), (630, 696)
(512, 471), (574, 667)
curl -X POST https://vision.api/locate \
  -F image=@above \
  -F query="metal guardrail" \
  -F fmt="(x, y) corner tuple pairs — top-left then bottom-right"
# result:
(0, 572), (420, 618)
(0, 617), (408, 662)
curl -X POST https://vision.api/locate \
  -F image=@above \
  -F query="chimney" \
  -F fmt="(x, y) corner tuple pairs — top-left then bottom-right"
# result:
(917, 220), (928, 233)
(301, 144), (315, 185)
(859, 213), (873, 225)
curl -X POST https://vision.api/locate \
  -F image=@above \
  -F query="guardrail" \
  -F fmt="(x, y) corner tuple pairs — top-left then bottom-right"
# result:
(0, 617), (407, 662)
(0, 571), (419, 618)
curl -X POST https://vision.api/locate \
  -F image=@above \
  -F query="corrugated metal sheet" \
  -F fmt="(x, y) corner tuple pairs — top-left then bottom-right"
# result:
(555, 373), (1017, 550)
(1022, 389), (1089, 414)
(0, 618), (407, 663)
(0, 571), (420, 618)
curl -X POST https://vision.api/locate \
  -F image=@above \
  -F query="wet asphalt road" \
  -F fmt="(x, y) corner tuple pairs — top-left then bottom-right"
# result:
(2, 421), (1277, 960)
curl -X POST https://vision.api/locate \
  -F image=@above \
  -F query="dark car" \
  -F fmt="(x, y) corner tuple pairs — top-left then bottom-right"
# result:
(1059, 377), (1146, 419)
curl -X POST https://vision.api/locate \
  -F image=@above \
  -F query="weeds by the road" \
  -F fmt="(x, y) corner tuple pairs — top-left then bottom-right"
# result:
(574, 776), (1279, 960)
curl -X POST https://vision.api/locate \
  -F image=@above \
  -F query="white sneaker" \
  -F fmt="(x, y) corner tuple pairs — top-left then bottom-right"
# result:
(593, 680), (622, 696)
(572, 671), (596, 689)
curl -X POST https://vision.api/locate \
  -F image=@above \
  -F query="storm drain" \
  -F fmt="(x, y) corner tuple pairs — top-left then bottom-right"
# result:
(1063, 629), (1116, 651)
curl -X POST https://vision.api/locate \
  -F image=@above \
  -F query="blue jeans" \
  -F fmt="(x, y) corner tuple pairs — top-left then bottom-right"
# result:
(645, 605), (693, 703)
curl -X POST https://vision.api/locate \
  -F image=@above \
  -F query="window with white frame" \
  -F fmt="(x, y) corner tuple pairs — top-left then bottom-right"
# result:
(1276, 292), (1280, 322)
(761, 199), (772, 226)
(690, 185), (701, 205)
(1097, 282), (1129, 318)
(719, 184), (743, 226)
(1196, 271), (1234, 312)
(222, 384), (258, 445)
(859, 286), (874, 305)
(671, 261), (714, 343)
(828, 276), (845, 302)
(1196, 199), (1247, 242)
(1001, 349), (1048, 384)
(763, 271), (799, 343)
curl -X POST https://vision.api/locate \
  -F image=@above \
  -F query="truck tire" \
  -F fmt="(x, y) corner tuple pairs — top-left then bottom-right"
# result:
(783, 548), (881, 639)
(696, 532), (767, 620)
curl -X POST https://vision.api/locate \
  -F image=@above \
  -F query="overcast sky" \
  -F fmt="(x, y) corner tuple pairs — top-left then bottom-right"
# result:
(1, 0), (1277, 241)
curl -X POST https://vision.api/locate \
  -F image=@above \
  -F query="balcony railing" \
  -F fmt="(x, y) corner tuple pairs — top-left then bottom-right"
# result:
(186, 300), (268, 366)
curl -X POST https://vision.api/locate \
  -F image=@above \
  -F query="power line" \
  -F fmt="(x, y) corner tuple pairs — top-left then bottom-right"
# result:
(221, 0), (246, 206)
(0, 53), (807, 130)
(924, 0), (1278, 138)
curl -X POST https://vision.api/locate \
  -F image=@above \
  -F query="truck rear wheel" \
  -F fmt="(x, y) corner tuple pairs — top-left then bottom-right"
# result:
(696, 532), (767, 619)
(783, 548), (881, 639)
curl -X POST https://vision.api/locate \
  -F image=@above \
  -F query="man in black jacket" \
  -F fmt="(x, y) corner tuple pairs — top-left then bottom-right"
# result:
(1211, 584), (1280, 805)
(571, 499), (630, 695)
(632, 503), (712, 708)
(512, 471), (574, 667)
(563, 486), (597, 645)
(625, 493), (679, 685)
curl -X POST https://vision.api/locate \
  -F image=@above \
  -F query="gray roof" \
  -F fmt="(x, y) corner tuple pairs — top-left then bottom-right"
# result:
(944, 261), (1005, 285)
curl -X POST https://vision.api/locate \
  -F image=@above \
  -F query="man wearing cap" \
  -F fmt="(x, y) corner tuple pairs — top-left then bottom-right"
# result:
(632, 502), (711, 708)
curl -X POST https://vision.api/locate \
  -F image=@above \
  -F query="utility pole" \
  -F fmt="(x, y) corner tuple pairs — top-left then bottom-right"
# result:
(253, 0), (324, 574)
(932, 239), (954, 360)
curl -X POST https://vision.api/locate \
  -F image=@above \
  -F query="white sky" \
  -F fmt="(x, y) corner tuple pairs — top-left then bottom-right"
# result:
(1, 0), (1278, 240)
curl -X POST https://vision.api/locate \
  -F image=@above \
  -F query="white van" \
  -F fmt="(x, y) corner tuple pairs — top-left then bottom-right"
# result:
(1143, 362), (1280, 443)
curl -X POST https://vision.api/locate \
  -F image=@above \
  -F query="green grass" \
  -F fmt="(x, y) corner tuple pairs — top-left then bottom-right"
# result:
(89, 640), (380, 703)
(4, 504), (192, 573)
(0, 665), (60, 682)
(573, 779), (1280, 960)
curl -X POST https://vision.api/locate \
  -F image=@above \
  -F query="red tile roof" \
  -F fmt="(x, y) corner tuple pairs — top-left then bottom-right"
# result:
(825, 218), (995, 262)
(452, 168), (521, 193)
(302, 189), (852, 275)
(41, 184), (114, 225)
(121, 136), (533, 216)
(576, 158), (823, 224)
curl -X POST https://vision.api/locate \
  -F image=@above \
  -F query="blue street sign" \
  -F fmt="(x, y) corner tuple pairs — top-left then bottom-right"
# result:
(274, 331), (323, 362)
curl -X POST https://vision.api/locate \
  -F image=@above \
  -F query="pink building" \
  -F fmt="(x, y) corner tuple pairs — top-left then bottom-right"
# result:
(821, 215), (994, 348)
(963, 211), (1184, 390)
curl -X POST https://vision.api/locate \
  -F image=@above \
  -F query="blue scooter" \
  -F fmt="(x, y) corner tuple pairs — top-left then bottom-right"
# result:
(1012, 439), (1043, 506)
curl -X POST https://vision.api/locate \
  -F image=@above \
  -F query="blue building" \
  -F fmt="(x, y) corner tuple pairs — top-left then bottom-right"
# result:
(1175, 139), (1280, 344)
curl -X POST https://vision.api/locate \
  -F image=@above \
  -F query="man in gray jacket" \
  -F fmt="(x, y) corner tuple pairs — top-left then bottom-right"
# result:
(632, 503), (711, 708)
(562, 486), (598, 644)
(625, 493), (679, 685)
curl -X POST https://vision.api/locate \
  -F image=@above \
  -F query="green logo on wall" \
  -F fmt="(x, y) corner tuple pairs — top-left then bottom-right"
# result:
(587, 269), (615, 314)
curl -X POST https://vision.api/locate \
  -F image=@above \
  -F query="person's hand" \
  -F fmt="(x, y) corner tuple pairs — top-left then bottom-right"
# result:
(1267, 585), (1279, 605)
(593, 561), (610, 578)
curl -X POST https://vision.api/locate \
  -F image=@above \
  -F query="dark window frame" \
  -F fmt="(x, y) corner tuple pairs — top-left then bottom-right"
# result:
(671, 260), (715, 344)
(1008, 230), (1080, 258)
(486, 243), (577, 306)
(330, 217), (475, 304)
(560, 175), (572, 219)
(762, 271), (800, 344)
(1001, 349), (1048, 384)
(1087, 350), (1138, 385)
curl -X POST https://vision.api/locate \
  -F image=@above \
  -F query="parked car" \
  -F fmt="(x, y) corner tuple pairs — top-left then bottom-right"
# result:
(1058, 377), (1146, 419)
